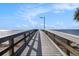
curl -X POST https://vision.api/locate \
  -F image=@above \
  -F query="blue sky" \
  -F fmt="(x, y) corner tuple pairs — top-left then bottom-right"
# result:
(0, 3), (79, 30)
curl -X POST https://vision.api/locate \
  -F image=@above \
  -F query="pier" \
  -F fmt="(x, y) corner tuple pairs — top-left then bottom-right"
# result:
(0, 29), (79, 56)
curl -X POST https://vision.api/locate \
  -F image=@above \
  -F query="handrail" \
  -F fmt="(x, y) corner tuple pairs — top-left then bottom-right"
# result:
(43, 30), (79, 56)
(46, 30), (79, 44)
(0, 29), (38, 56)
(0, 29), (35, 43)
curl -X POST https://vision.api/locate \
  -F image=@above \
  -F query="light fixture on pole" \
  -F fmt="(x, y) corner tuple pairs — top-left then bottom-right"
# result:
(40, 16), (45, 29)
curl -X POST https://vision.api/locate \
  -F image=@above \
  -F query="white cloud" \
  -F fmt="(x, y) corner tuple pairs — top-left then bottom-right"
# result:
(51, 20), (79, 29)
(53, 21), (67, 29)
(15, 24), (28, 28)
(52, 3), (79, 13)
(14, 3), (79, 29)
(15, 6), (50, 28)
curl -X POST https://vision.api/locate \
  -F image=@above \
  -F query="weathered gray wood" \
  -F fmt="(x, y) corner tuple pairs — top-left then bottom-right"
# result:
(66, 40), (71, 55)
(55, 38), (79, 56)
(46, 30), (79, 44)
(39, 30), (62, 56)
(43, 30), (79, 56)
(9, 37), (14, 55)
(12, 30), (37, 56)
(0, 29), (37, 56)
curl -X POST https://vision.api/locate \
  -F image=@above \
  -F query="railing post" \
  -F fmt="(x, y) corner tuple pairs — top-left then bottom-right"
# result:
(66, 40), (71, 56)
(53, 34), (56, 42)
(9, 37), (14, 55)
(24, 33), (26, 44)
(29, 31), (30, 38)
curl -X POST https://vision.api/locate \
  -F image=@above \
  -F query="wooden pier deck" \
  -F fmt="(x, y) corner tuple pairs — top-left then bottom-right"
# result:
(21, 30), (63, 56)
(0, 29), (79, 56)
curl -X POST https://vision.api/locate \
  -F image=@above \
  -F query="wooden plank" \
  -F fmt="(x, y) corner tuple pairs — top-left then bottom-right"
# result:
(43, 30), (79, 56)
(12, 31), (37, 56)
(55, 38), (79, 56)
(12, 43), (26, 56)
(0, 30), (37, 56)
(46, 30), (79, 44)
(0, 34), (28, 56)
(43, 31), (67, 56)
(0, 30), (33, 44)
(9, 37), (14, 55)
(40, 30), (62, 56)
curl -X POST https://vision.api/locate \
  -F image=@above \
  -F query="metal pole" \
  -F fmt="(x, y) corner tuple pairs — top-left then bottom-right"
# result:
(44, 16), (45, 29)
(40, 16), (45, 29)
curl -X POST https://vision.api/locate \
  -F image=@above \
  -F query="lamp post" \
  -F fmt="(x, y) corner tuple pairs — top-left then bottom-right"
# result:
(40, 16), (45, 29)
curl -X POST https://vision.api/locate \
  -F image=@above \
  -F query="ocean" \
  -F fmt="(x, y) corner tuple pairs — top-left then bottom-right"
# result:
(0, 29), (79, 38)
(55, 29), (79, 36)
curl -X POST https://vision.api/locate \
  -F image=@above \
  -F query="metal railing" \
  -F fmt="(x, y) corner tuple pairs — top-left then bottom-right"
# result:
(43, 30), (79, 56)
(0, 29), (38, 56)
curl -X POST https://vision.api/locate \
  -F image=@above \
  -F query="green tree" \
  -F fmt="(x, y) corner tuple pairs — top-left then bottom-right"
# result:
(74, 8), (79, 21)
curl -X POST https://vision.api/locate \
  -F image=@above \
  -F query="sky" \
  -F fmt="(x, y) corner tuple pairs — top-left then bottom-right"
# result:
(0, 3), (79, 30)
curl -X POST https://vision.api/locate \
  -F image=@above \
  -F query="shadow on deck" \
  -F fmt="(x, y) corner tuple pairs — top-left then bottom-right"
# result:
(26, 31), (42, 56)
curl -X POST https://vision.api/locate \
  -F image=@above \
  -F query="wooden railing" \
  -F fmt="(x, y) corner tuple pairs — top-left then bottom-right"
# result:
(0, 29), (38, 56)
(43, 30), (79, 56)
